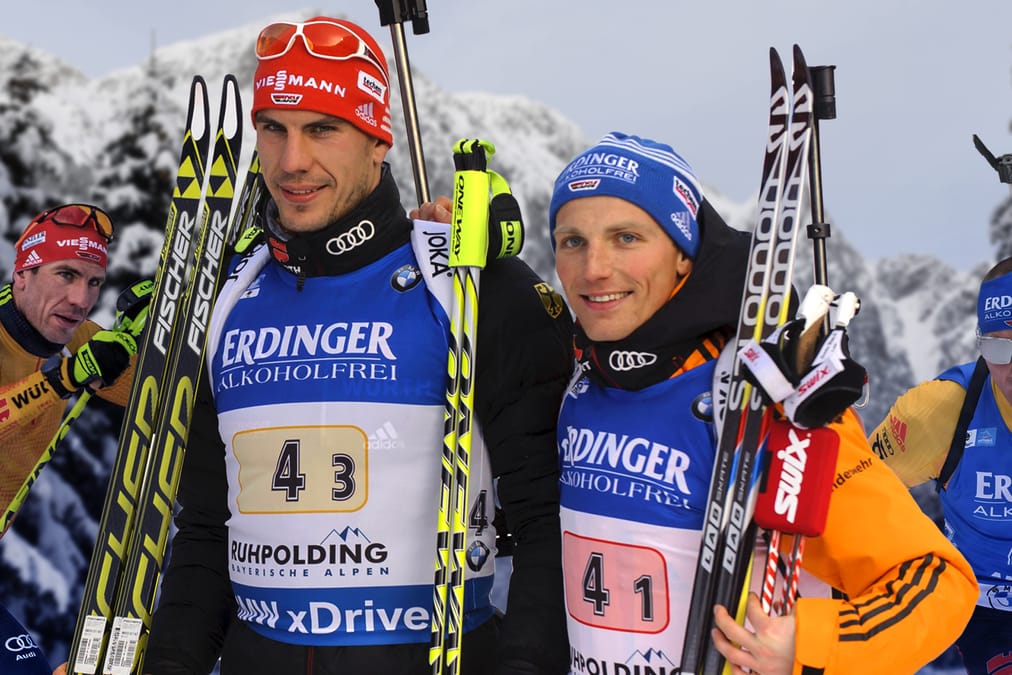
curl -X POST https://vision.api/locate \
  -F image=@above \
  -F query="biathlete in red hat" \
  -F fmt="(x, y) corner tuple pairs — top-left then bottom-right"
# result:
(144, 16), (573, 675)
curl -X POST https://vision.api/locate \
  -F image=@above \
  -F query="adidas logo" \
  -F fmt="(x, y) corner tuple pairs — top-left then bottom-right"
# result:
(24, 250), (43, 267)
(368, 421), (403, 449)
(355, 101), (378, 128)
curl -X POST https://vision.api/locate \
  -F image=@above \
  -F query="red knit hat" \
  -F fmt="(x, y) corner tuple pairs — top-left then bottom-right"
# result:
(13, 204), (112, 274)
(252, 17), (393, 145)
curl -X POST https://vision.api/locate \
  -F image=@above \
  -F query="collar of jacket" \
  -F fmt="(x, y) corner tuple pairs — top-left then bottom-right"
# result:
(0, 283), (64, 357)
(262, 163), (412, 285)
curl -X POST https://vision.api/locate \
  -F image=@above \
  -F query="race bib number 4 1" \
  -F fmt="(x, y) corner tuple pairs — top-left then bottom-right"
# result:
(563, 531), (669, 633)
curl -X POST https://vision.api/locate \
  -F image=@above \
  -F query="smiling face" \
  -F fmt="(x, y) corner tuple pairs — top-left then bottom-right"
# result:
(13, 260), (105, 344)
(254, 109), (389, 235)
(553, 195), (692, 342)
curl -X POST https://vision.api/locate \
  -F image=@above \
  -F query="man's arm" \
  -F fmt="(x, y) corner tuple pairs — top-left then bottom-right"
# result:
(145, 368), (235, 673)
(476, 257), (573, 675)
(867, 379), (965, 486)
(793, 409), (977, 674)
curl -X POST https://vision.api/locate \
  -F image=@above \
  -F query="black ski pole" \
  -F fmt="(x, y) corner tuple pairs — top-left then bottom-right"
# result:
(375, 0), (431, 205)
(775, 62), (839, 613)
(973, 134), (1012, 188)
(807, 64), (836, 287)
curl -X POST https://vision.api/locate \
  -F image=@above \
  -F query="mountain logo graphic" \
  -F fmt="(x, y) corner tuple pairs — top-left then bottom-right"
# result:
(625, 648), (676, 667)
(321, 526), (372, 544)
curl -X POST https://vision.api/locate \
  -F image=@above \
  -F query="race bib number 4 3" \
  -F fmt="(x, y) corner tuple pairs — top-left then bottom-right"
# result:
(233, 425), (368, 513)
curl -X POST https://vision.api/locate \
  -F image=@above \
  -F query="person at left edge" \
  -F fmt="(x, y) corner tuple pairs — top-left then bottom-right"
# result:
(0, 204), (137, 675)
(144, 16), (573, 675)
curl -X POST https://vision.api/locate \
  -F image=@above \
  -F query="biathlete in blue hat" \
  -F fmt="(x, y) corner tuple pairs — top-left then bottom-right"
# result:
(872, 256), (1012, 675)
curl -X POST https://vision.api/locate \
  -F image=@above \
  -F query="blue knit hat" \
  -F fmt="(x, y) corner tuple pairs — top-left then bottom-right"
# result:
(978, 272), (1012, 334)
(549, 132), (703, 259)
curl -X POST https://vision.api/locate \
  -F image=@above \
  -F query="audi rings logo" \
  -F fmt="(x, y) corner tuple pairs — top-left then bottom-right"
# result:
(608, 351), (658, 371)
(5, 633), (40, 652)
(327, 220), (375, 255)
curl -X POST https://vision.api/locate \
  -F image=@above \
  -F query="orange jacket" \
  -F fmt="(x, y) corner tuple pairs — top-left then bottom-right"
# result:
(0, 318), (133, 519)
(787, 408), (977, 674)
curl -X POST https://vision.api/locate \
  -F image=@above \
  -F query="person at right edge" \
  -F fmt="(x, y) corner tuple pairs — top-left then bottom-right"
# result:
(870, 256), (1012, 675)
(546, 132), (977, 675)
(143, 16), (571, 675)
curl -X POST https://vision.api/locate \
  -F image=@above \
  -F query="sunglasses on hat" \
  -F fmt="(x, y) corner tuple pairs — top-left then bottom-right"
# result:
(23, 203), (114, 243)
(978, 334), (1012, 364)
(256, 20), (388, 87)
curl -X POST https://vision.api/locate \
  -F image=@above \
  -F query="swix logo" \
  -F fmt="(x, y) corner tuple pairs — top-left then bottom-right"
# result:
(796, 363), (830, 396)
(567, 179), (600, 192)
(772, 427), (811, 524)
(355, 101), (377, 127)
(358, 71), (386, 103)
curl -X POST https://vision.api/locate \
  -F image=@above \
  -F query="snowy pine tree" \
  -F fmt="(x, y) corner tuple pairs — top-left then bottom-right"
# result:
(0, 48), (79, 271)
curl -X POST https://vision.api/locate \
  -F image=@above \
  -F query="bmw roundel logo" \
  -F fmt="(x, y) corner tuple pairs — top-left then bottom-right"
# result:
(391, 264), (422, 291)
(466, 541), (491, 572)
(692, 391), (714, 422)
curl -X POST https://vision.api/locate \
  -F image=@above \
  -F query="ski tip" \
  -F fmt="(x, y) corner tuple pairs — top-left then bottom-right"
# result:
(793, 44), (809, 70)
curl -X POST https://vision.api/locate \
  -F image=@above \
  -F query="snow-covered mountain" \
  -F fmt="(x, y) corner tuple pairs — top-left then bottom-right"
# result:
(0, 12), (1006, 673)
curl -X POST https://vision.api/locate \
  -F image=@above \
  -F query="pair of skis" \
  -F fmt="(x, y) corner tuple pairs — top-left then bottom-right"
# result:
(681, 45), (817, 674)
(67, 74), (259, 675)
(428, 140), (524, 675)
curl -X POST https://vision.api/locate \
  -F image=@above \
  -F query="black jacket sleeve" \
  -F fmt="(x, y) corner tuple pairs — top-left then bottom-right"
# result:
(476, 257), (574, 675)
(144, 366), (235, 674)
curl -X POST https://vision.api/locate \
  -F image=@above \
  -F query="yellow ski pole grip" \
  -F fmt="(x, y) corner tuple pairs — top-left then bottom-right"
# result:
(450, 139), (494, 269)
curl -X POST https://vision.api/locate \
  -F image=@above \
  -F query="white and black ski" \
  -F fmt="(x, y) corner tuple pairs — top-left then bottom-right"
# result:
(680, 45), (815, 675)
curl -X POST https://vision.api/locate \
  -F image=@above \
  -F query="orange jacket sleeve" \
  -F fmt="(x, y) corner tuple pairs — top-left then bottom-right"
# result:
(790, 409), (977, 674)
(0, 319), (134, 519)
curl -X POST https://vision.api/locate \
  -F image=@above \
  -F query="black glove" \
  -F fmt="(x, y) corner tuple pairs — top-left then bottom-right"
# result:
(44, 330), (137, 398)
(739, 286), (866, 428)
(115, 279), (154, 337)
